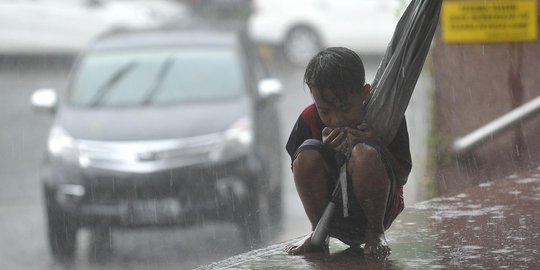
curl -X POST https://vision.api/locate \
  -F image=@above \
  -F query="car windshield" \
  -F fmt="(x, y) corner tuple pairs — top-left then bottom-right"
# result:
(69, 47), (245, 107)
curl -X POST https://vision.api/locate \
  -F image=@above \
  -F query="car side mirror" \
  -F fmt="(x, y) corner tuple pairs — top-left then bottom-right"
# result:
(31, 88), (58, 114)
(257, 78), (282, 103)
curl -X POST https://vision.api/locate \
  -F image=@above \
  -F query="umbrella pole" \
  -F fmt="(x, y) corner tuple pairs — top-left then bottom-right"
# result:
(311, 181), (342, 247)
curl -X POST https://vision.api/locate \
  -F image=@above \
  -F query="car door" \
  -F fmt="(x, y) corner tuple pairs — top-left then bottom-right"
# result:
(33, 0), (111, 50)
(0, 0), (110, 54)
(319, 0), (400, 53)
(0, 0), (58, 53)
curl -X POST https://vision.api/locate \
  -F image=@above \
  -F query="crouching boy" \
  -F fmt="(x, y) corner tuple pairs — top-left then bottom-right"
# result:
(285, 47), (412, 257)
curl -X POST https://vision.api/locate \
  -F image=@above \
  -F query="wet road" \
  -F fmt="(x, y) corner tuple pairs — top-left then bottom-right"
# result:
(201, 168), (540, 269)
(0, 50), (430, 269)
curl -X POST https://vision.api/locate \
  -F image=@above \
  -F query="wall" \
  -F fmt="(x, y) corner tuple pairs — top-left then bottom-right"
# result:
(431, 1), (540, 195)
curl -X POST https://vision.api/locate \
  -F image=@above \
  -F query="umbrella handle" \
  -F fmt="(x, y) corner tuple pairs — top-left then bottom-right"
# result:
(311, 182), (342, 247)
(311, 201), (337, 246)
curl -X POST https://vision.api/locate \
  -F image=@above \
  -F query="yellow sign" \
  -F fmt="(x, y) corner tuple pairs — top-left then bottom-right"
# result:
(442, 0), (538, 43)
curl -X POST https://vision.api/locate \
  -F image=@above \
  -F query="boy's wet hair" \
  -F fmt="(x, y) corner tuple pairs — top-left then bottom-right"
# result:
(304, 47), (366, 105)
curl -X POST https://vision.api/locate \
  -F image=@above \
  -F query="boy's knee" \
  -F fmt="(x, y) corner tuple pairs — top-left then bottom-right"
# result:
(293, 150), (327, 179)
(348, 143), (383, 175)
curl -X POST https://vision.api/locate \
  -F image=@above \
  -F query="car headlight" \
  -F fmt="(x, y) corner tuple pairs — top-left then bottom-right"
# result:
(47, 125), (78, 159)
(209, 116), (254, 162)
(225, 116), (253, 146)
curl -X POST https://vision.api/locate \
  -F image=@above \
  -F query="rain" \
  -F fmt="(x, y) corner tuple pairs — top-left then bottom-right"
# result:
(1, 0), (539, 269)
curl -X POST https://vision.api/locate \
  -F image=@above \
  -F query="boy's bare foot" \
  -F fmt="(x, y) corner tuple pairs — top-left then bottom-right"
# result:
(363, 232), (391, 258)
(285, 232), (329, 255)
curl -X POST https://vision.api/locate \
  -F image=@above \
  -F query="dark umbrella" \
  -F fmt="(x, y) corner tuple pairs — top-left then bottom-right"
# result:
(311, 0), (443, 247)
(366, 0), (443, 144)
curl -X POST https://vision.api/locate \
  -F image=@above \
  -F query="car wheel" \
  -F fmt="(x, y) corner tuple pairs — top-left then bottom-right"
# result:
(268, 149), (283, 230)
(89, 226), (113, 263)
(269, 182), (283, 231)
(283, 26), (322, 68)
(44, 187), (78, 262)
(235, 184), (271, 249)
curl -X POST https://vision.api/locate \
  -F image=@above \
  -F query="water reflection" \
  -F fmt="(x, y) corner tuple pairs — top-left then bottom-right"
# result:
(392, 171), (540, 269)
(205, 169), (540, 269)
(303, 248), (402, 270)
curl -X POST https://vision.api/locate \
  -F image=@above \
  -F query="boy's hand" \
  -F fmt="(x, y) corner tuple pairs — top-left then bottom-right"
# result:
(322, 127), (348, 154)
(346, 122), (380, 147)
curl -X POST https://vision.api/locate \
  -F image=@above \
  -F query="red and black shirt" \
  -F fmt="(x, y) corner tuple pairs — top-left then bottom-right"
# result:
(285, 104), (412, 175)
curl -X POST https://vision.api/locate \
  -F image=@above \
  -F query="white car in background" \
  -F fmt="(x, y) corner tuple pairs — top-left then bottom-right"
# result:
(248, 0), (407, 66)
(0, 0), (189, 55)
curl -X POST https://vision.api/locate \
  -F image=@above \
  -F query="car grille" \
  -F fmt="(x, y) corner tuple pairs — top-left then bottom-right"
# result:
(79, 157), (249, 204)
(77, 133), (225, 173)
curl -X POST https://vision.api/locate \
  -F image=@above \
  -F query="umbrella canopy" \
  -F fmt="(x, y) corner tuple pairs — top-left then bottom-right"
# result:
(365, 0), (443, 145)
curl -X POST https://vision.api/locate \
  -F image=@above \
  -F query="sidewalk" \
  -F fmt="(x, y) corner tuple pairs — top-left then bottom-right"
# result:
(196, 166), (540, 269)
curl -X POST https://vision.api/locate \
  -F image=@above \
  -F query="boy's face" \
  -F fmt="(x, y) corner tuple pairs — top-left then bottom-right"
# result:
(311, 85), (370, 129)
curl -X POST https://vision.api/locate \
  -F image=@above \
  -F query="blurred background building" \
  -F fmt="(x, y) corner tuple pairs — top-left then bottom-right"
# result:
(431, 0), (540, 195)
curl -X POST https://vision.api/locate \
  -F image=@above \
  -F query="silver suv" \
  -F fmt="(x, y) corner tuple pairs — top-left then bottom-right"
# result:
(31, 28), (283, 261)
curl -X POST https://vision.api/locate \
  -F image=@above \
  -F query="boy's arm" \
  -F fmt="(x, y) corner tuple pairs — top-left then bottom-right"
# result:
(285, 114), (312, 164)
(286, 104), (324, 163)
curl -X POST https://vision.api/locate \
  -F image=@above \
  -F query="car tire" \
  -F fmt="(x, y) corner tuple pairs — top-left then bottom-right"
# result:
(235, 184), (271, 249)
(267, 148), (283, 230)
(283, 26), (322, 68)
(269, 181), (283, 231)
(44, 187), (78, 262)
(89, 226), (113, 263)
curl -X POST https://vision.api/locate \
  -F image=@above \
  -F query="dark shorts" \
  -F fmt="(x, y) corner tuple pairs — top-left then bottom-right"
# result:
(293, 139), (404, 245)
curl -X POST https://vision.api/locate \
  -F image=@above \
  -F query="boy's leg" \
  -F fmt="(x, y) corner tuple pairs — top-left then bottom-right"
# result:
(293, 149), (330, 228)
(286, 143), (332, 255)
(348, 143), (391, 257)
